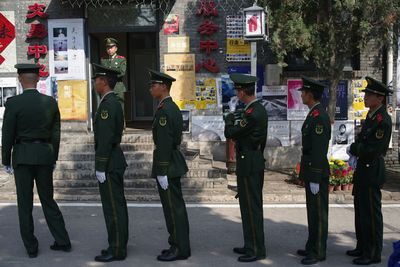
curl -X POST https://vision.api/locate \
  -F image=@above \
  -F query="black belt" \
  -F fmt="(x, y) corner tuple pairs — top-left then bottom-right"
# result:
(236, 144), (261, 152)
(16, 139), (48, 144)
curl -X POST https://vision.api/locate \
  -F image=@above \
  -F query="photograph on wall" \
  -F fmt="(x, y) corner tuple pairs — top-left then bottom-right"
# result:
(331, 121), (355, 160)
(287, 79), (308, 120)
(0, 77), (17, 118)
(0, 11), (17, 73)
(163, 14), (179, 35)
(267, 121), (290, 147)
(352, 79), (368, 120)
(48, 19), (86, 80)
(191, 115), (225, 142)
(181, 110), (190, 133)
(320, 80), (348, 120)
(195, 77), (217, 110)
(262, 85), (287, 121)
(58, 80), (88, 120)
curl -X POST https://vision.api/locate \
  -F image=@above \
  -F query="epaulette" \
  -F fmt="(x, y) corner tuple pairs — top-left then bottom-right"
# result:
(116, 55), (125, 59)
(245, 107), (254, 114)
(311, 109), (320, 117)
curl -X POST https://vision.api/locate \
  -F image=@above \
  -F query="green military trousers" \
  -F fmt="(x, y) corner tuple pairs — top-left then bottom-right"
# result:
(157, 177), (191, 257)
(304, 179), (328, 259)
(98, 168), (129, 258)
(14, 164), (70, 253)
(353, 185), (383, 259)
(237, 170), (266, 258)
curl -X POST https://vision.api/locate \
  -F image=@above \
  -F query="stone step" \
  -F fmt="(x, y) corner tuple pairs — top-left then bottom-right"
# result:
(60, 133), (154, 144)
(59, 143), (155, 153)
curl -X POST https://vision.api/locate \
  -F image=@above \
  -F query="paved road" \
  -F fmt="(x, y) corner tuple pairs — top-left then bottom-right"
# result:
(0, 203), (399, 267)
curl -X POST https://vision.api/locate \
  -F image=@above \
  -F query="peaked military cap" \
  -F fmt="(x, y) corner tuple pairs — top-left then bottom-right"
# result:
(105, 37), (118, 47)
(363, 76), (393, 96)
(148, 69), (176, 85)
(229, 73), (258, 88)
(298, 76), (325, 93)
(92, 63), (120, 79)
(14, 64), (40, 75)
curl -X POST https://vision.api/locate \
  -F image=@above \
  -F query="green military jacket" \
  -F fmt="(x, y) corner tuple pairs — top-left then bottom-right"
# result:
(224, 99), (268, 177)
(94, 91), (127, 172)
(299, 103), (331, 183)
(1, 89), (60, 168)
(151, 96), (188, 178)
(350, 105), (392, 188)
(101, 55), (127, 96)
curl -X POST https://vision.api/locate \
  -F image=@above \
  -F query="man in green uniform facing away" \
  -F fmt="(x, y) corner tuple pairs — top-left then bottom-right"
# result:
(223, 73), (267, 262)
(2, 64), (71, 258)
(91, 63), (129, 262)
(101, 38), (127, 110)
(297, 76), (331, 265)
(148, 69), (191, 261)
(346, 77), (392, 265)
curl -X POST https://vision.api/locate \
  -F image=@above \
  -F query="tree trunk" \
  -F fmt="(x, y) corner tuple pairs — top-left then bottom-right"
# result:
(328, 78), (339, 123)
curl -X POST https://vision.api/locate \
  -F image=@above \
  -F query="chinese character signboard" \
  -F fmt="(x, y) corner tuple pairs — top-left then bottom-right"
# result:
(168, 36), (190, 53)
(48, 19), (86, 80)
(0, 11), (16, 72)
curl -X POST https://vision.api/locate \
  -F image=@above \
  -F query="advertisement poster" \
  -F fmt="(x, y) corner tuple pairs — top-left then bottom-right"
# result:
(262, 85), (287, 121)
(48, 19), (86, 80)
(0, 77), (17, 118)
(352, 79), (368, 120)
(58, 80), (87, 120)
(226, 15), (250, 62)
(0, 11), (16, 73)
(195, 77), (217, 109)
(320, 80), (348, 120)
(168, 36), (189, 53)
(267, 121), (290, 147)
(227, 65), (264, 96)
(220, 74), (245, 113)
(163, 14), (179, 35)
(164, 54), (196, 109)
(331, 121), (355, 160)
(287, 79), (308, 120)
(192, 115), (225, 141)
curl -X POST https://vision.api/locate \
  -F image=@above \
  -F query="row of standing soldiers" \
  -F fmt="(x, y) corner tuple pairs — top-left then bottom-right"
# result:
(1, 60), (392, 265)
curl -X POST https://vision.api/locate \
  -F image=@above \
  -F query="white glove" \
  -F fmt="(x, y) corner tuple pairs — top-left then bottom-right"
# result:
(4, 165), (13, 175)
(96, 171), (106, 183)
(310, 182), (319, 195)
(228, 96), (239, 112)
(348, 155), (358, 170)
(157, 175), (169, 190)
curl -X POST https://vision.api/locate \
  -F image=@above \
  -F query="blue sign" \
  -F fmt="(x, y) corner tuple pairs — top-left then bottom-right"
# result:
(320, 80), (348, 120)
(227, 65), (264, 95)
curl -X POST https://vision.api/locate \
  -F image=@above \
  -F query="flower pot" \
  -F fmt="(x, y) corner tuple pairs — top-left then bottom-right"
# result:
(334, 185), (341, 191)
(348, 183), (354, 191)
(328, 185), (334, 193)
(341, 184), (349, 191)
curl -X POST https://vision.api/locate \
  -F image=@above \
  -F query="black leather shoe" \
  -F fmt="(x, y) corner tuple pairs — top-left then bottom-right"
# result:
(301, 256), (326, 265)
(28, 250), (38, 258)
(237, 255), (265, 262)
(94, 253), (126, 262)
(157, 250), (188, 261)
(101, 249), (108, 255)
(346, 248), (362, 257)
(297, 249), (309, 256)
(233, 247), (246, 254)
(352, 257), (381, 265)
(50, 242), (71, 252)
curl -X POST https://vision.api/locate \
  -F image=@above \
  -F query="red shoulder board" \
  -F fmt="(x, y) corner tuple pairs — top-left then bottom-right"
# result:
(157, 103), (164, 110)
(376, 113), (383, 122)
(311, 109), (320, 117)
(246, 107), (254, 114)
(116, 55), (125, 59)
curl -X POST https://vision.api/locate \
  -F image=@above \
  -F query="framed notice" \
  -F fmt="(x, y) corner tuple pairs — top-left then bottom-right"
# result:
(226, 15), (250, 62)
(58, 80), (88, 120)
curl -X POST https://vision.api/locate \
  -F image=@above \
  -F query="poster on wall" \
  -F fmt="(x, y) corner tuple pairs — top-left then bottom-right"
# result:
(168, 36), (189, 53)
(226, 15), (251, 62)
(320, 80), (348, 120)
(195, 77), (217, 109)
(395, 109), (400, 131)
(48, 19), (86, 80)
(352, 79), (368, 120)
(287, 79), (308, 120)
(290, 121), (303, 146)
(0, 11), (16, 73)
(331, 121), (355, 160)
(58, 80), (87, 120)
(227, 66), (264, 96)
(181, 110), (190, 133)
(262, 85), (287, 121)
(0, 77), (17, 118)
(267, 121), (290, 147)
(163, 14), (179, 35)
(164, 54), (196, 110)
(37, 77), (53, 97)
(191, 115), (225, 141)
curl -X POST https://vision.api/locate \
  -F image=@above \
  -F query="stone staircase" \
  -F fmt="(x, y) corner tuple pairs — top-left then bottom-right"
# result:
(0, 130), (230, 202)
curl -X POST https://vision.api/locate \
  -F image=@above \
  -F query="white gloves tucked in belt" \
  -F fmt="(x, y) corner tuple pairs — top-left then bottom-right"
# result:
(157, 175), (169, 190)
(96, 171), (106, 183)
(310, 182), (319, 195)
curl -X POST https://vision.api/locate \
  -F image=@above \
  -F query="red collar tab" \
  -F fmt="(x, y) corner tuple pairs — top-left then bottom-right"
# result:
(376, 113), (383, 122)
(246, 107), (254, 114)
(311, 109), (320, 117)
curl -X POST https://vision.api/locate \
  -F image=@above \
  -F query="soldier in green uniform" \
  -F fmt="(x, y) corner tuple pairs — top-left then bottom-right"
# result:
(223, 73), (267, 262)
(91, 63), (129, 262)
(2, 64), (71, 258)
(347, 77), (392, 265)
(297, 76), (331, 265)
(101, 38), (127, 110)
(148, 69), (191, 261)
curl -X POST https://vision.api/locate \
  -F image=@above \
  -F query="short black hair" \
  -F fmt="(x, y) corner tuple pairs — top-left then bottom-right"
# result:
(100, 76), (117, 89)
(236, 85), (255, 96)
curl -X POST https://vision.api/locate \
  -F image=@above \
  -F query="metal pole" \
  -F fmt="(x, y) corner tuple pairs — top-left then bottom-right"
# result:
(251, 41), (257, 94)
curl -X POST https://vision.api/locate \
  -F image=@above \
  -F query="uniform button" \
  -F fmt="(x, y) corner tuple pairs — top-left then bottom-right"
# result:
(366, 164), (370, 167)
(241, 155), (244, 159)
(308, 163), (311, 166)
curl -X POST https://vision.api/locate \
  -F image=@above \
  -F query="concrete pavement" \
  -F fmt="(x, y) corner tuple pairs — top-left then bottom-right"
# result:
(0, 203), (399, 267)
